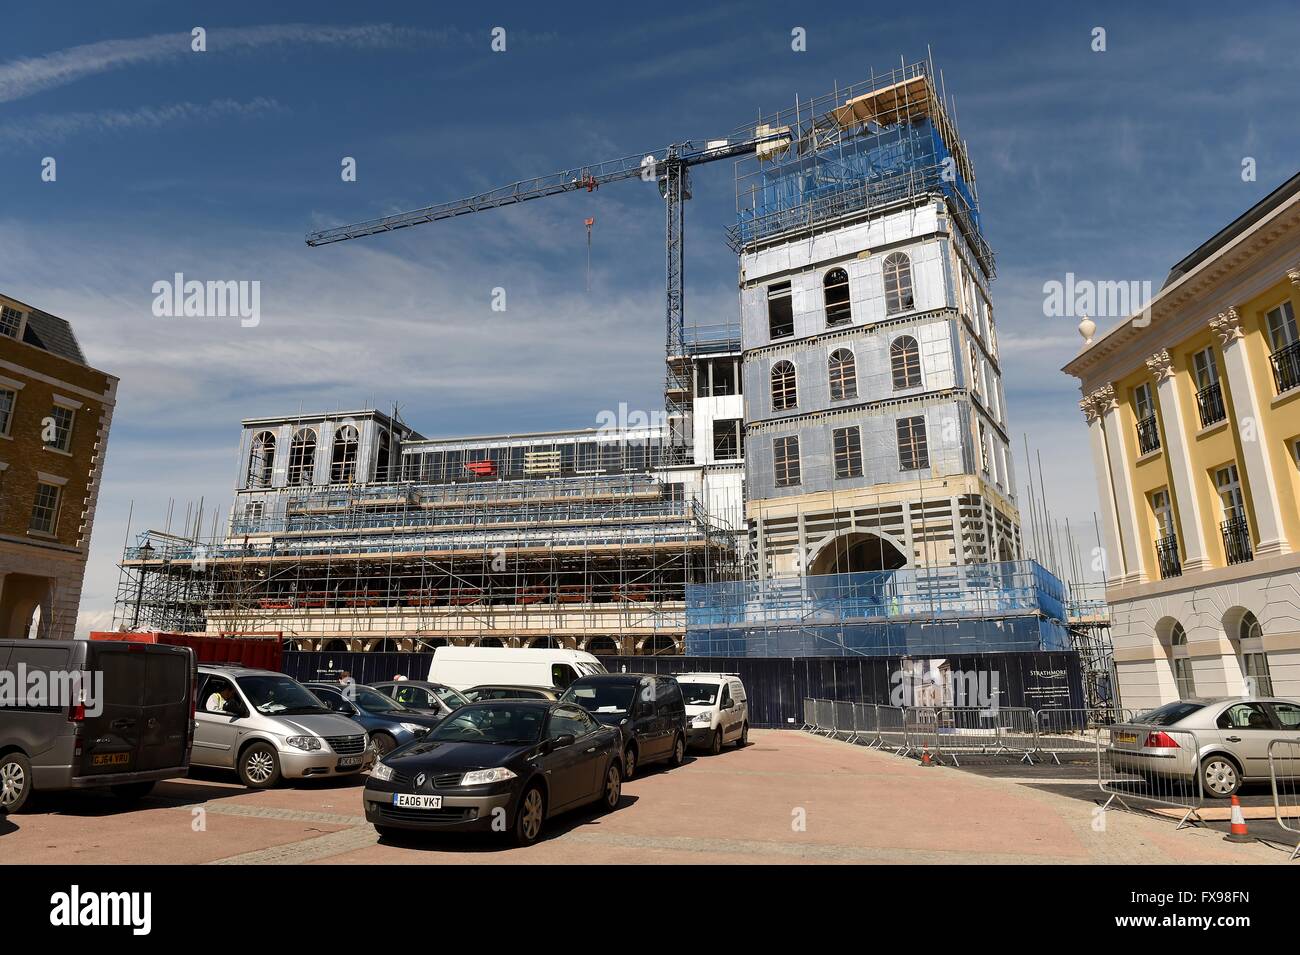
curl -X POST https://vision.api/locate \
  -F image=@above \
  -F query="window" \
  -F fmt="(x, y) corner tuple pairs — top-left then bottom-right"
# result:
(770, 360), (797, 411)
(1273, 702), (1300, 730)
(331, 425), (359, 483)
(0, 305), (22, 339)
(773, 435), (801, 487)
(833, 426), (862, 478)
(1214, 464), (1245, 521)
(828, 349), (857, 400)
(1266, 301), (1298, 351)
(890, 336), (921, 389)
(0, 388), (14, 436)
(247, 431), (276, 488)
(1215, 463), (1252, 564)
(286, 428), (317, 486)
(1192, 347), (1220, 390)
(1170, 623), (1196, 700)
(1151, 488), (1175, 538)
(897, 416), (929, 471)
(29, 482), (60, 534)
(1193, 346), (1226, 427)
(44, 406), (74, 452)
(712, 418), (743, 461)
(882, 252), (914, 314)
(1238, 611), (1273, 696)
(968, 342), (981, 398)
(1134, 382), (1160, 454)
(823, 268), (852, 326)
(242, 501), (264, 522)
(547, 706), (596, 739)
(376, 430), (392, 481)
(767, 281), (794, 339)
(1267, 302), (1300, 394)
(697, 358), (739, 397)
(977, 420), (990, 474)
(1216, 702), (1271, 730)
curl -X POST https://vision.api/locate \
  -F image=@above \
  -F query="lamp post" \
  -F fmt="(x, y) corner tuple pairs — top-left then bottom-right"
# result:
(131, 540), (155, 629)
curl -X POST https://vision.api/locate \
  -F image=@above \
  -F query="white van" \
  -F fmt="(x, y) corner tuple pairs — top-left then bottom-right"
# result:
(677, 672), (749, 753)
(428, 647), (607, 692)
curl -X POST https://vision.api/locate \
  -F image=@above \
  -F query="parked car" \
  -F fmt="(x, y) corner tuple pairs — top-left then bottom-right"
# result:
(0, 639), (195, 813)
(1107, 696), (1300, 797)
(368, 679), (470, 717)
(192, 666), (372, 788)
(463, 684), (560, 703)
(428, 646), (606, 692)
(364, 699), (623, 845)
(677, 672), (750, 753)
(305, 682), (443, 757)
(560, 673), (687, 778)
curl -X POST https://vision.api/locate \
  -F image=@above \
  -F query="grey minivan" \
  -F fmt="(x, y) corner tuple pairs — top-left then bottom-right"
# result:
(0, 639), (195, 813)
(192, 665), (373, 788)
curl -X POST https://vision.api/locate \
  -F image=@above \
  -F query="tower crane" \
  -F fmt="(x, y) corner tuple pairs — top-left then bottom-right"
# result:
(305, 131), (792, 465)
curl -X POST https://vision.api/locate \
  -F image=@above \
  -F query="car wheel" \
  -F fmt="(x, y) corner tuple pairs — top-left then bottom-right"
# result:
(0, 752), (33, 813)
(513, 784), (546, 846)
(623, 745), (638, 780)
(238, 742), (282, 789)
(709, 730), (722, 755)
(1201, 755), (1241, 798)
(670, 734), (686, 767)
(371, 733), (397, 758)
(601, 761), (622, 812)
(110, 781), (156, 801)
(735, 722), (749, 748)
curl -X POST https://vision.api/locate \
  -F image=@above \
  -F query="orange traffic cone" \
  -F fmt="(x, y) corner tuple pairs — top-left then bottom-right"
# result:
(920, 747), (935, 767)
(1224, 795), (1252, 843)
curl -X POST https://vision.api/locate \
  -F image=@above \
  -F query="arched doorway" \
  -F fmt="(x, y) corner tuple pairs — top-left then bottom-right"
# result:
(808, 531), (908, 576)
(322, 639), (348, 653)
(639, 634), (677, 656)
(477, 637), (504, 648)
(527, 636), (561, 649)
(586, 636), (619, 656)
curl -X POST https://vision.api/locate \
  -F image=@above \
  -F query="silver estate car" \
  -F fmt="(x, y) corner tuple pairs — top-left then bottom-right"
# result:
(192, 665), (373, 788)
(1107, 697), (1300, 797)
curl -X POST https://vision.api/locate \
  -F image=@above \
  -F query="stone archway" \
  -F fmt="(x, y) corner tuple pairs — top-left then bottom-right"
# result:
(1, 574), (54, 640)
(808, 531), (908, 576)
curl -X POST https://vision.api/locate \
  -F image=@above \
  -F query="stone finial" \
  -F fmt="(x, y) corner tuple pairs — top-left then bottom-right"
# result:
(1078, 314), (1097, 345)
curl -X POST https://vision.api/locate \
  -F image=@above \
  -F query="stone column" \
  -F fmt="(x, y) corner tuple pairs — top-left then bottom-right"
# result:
(1145, 349), (1212, 572)
(1211, 307), (1291, 557)
(1080, 389), (1129, 583)
(1093, 384), (1146, 584)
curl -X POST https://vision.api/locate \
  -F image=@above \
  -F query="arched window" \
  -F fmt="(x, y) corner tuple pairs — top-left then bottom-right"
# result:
(828, 348), (857, 400)
(286, 428), (317, 486)
(883, 252), (914, 315)
(1238, 611), (1273, 695)
(376, 430), (392, 482)
(891, 335), (922, 389)
(824, 267), (852, 326)
(330, 425), (359, 483)
(247, 431), (276, 488)
(1170, 623), (1196, 699)
(770, 360), (797, 410)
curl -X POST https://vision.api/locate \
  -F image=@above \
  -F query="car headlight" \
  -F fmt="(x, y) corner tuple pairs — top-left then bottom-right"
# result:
(460, 767), (517, 786)
(286, 736), (322, 751)
(692, 713), (712, 725)
(370, 761), (395, 782)
(398, 722), (427, 734)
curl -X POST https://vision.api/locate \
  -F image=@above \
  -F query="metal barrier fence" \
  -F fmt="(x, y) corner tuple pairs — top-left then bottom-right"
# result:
(814, 699), (836, 737)
(1035, 708), (1135, 763)
(800, 698), (816, 732)
(904, 706), (941, 762)
(1096, 725), (1204, 829)
(834, 701), (857, 742)
(1268, 739), (1300, 861)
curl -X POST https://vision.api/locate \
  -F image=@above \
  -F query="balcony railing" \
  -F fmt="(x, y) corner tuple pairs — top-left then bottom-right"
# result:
(1135, 415), (1161, 454)
(1196, 381), (1227, 428)
(1271, 340), (1300, 395)
(1220, 514), (1253, 565)
(1155, 534), (1182, 579)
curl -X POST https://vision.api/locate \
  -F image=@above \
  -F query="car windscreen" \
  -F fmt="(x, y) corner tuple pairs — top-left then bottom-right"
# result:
(1131, 701), (1206, 726)
(678, 682), (719, 706)
(354, 685), (409, 712)
(576, 661), (608, 677)
(433, 685), (470, 708)
(428, 704), (544, 744)
(236, 676), (330, 715)
(562, 682), (636, 715)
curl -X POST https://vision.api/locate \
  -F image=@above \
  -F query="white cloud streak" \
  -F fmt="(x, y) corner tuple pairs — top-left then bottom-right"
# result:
(0, 97), (283, 150)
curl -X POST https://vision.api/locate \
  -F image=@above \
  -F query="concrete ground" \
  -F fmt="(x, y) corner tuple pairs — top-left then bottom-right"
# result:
(0, 730), (1288, 864)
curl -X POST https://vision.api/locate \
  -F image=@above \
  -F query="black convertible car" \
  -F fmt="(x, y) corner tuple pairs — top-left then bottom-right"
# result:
(363, 700), (623, 845)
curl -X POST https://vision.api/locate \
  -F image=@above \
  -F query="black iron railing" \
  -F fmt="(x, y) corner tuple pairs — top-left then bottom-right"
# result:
(1136, 415), (1161, 454)
(1155, 534), (1182, 579)
(1220, 515), (1253, 565)
(1196, 381), (1227, 428)
(1271, 340), (1300, 395)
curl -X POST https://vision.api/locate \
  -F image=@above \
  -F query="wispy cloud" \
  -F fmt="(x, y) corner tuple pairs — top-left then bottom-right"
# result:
(0, 97), (282, 150)
(0, 23), (462, 103)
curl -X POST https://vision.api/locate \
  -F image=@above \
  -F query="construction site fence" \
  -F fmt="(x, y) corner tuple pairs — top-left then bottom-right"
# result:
(801, 699), (1137, 765)
(1096, 725), (1205, 830)
(1268, 739), (1300, 861)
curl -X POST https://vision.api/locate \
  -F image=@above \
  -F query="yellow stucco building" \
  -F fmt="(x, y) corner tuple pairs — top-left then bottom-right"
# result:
(1064, 173), (1300, 710)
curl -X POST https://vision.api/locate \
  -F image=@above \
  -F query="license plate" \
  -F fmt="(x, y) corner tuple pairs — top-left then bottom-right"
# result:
(337, 755), (362, 768)
(92, 752), (131, 767)
(1114, 731), (1138, 744)
(393, 793), (442, 809)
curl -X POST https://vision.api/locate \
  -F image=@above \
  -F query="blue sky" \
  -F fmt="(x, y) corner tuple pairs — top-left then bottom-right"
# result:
(4, 2), (1298, 632)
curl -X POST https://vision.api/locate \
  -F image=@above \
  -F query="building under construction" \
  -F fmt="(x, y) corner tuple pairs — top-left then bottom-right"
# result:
(112, 57), (1113, 692)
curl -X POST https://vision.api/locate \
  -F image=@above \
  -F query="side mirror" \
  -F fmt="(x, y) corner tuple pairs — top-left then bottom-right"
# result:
(551, 733), (576, 749)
